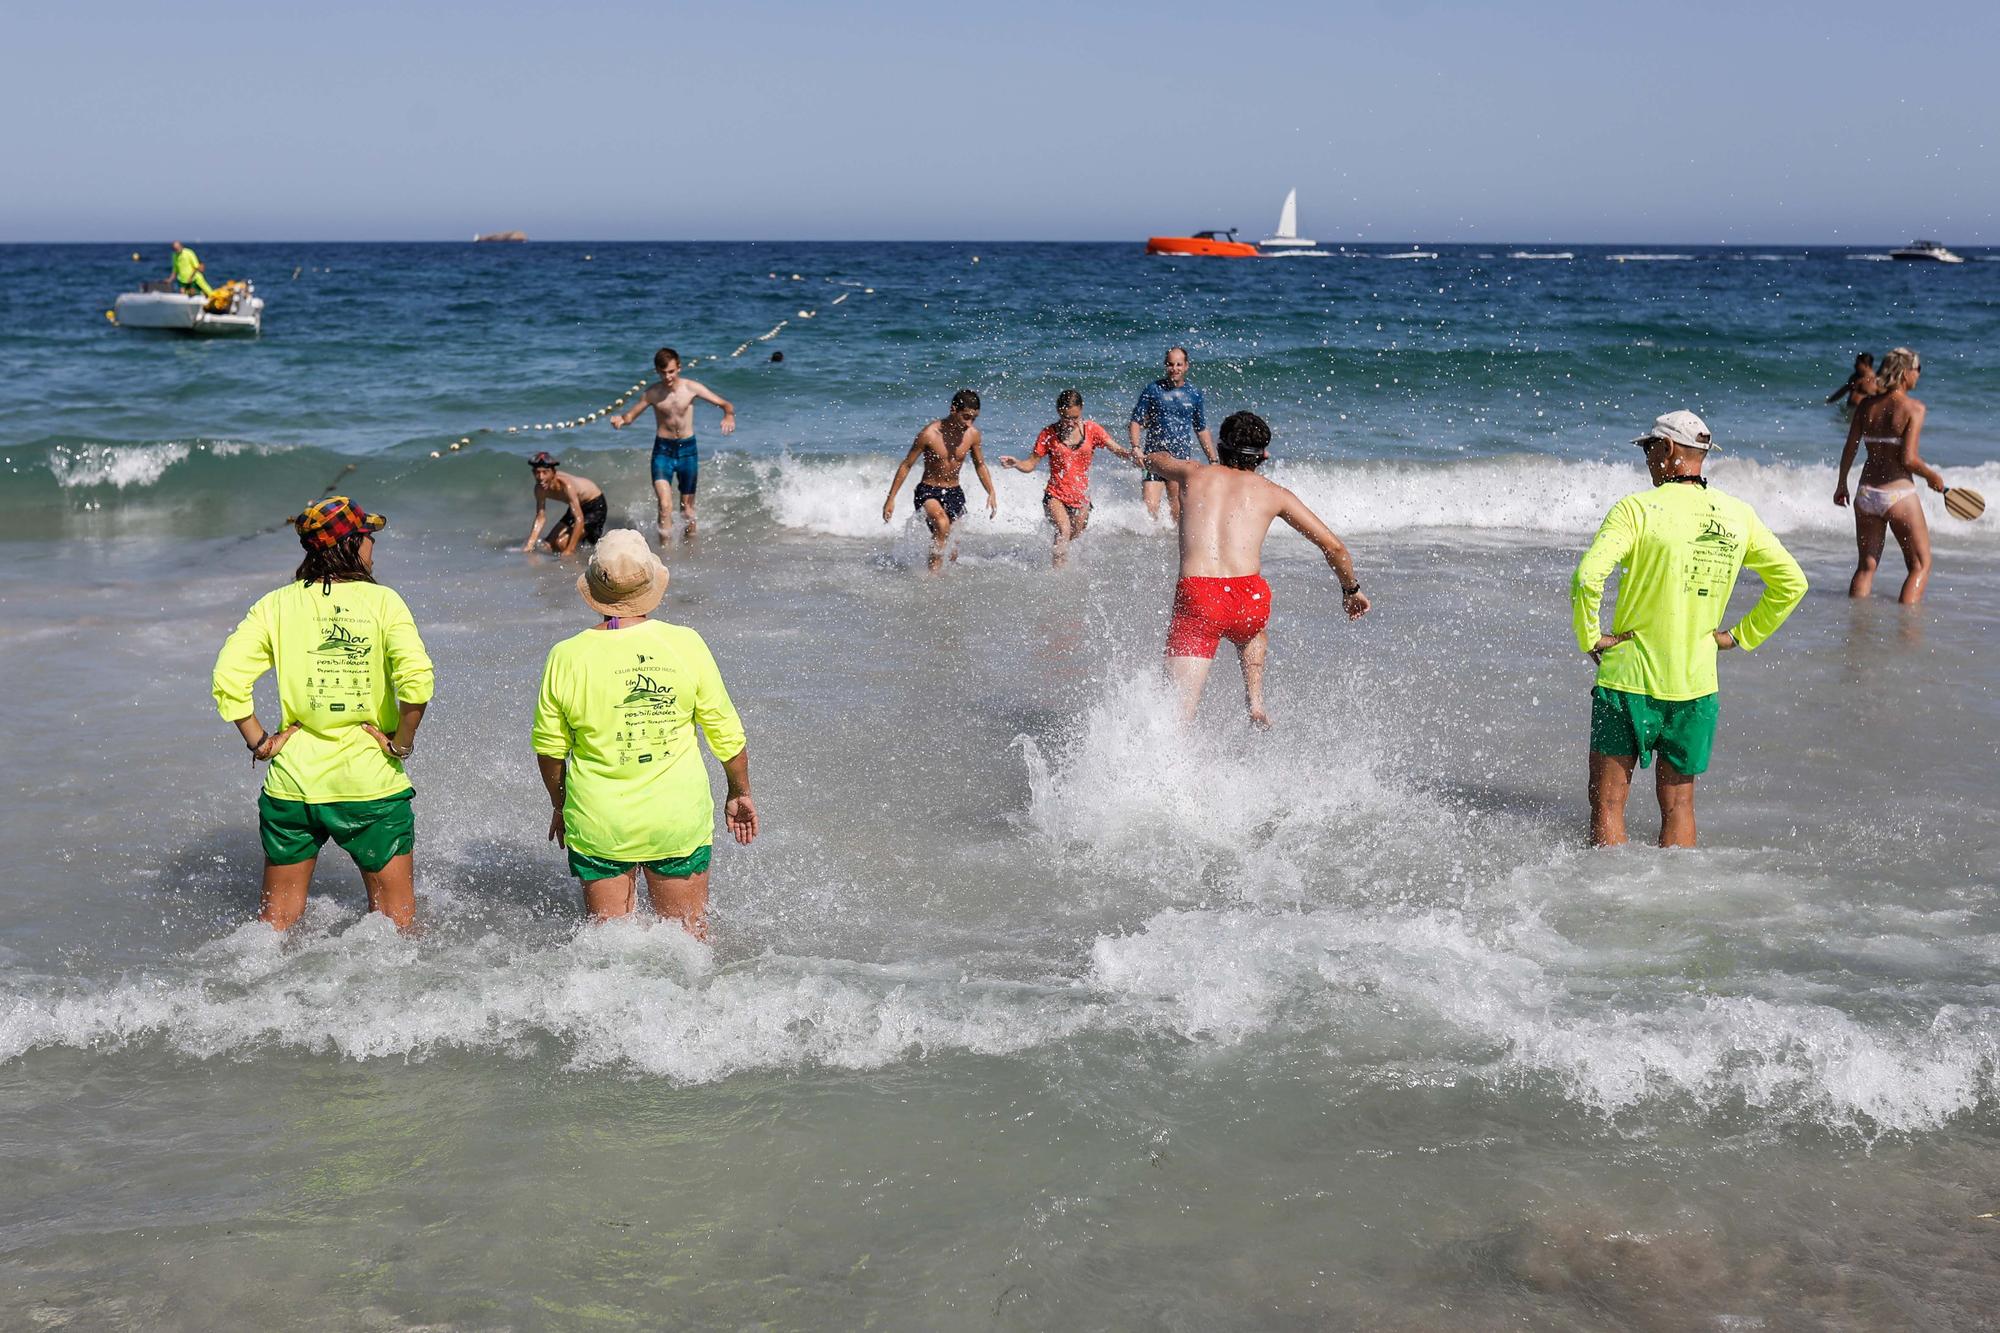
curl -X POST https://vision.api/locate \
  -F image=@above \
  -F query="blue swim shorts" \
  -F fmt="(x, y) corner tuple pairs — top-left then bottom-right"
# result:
(651, 436), (698, 495)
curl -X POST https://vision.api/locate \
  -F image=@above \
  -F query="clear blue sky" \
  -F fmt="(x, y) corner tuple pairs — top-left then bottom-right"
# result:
(6, 0), (1995, 242)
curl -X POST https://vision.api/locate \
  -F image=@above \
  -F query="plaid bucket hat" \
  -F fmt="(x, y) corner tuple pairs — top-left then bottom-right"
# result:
(294, 496), (387, 550)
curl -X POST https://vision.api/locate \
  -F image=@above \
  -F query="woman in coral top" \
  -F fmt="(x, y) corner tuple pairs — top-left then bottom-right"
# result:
(1000, 388), (1135, 566)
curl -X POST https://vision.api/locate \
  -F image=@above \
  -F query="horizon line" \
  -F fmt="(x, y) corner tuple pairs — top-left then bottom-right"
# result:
(1, 237), (1990, 249)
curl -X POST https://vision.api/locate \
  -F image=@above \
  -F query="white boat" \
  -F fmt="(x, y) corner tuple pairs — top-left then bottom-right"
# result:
(1259, 189), (1325, 254)
(1888, 240), (1965, 263)
(112, 280), (264, 335)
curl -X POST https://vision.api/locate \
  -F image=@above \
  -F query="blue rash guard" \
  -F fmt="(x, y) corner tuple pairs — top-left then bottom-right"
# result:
(1131, 378), (1206, 480)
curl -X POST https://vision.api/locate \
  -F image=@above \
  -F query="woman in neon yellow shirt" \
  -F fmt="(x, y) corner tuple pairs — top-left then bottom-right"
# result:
(532, 530), (757, 933)
(212, 497), (434, 931)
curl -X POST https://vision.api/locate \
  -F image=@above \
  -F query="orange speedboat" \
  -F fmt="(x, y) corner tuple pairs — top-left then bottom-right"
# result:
(1145, 228), (1260, 258)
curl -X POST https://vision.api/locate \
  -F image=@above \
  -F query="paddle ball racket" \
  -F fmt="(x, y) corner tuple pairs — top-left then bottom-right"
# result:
(1944, 487), (1986, 522)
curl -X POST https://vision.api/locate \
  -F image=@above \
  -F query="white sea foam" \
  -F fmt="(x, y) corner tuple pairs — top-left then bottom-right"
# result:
(0, 905), (1097, 1083)
(1086, 906), (1999, 1134)
(759, 452), (2000, 544)
(46, 442), (191, 489)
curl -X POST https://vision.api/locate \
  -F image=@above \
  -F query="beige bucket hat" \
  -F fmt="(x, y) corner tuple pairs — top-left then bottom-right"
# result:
(577, 529), (668, 617)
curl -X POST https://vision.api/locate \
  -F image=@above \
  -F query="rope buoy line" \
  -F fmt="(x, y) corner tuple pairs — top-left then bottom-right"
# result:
(426, 275), (879, 460)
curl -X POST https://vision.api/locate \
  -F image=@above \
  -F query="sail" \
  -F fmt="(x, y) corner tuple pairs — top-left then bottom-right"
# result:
(1275, 189), (1298, 241)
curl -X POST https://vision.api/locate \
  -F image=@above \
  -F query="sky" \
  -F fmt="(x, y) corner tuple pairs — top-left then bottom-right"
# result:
(5, 0), (1996, 243)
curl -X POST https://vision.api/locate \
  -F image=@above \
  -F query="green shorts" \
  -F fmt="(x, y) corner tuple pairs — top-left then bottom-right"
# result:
(1589, 686), (1719, 776)
(567, 844), (712, 882)
(258, 789), (415, 872)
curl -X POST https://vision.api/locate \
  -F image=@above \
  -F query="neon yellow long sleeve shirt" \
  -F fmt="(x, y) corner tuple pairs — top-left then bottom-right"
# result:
(212, 580), (436, 803)
(1571, 481), (1807, 701)
(531, 620), (746, 863)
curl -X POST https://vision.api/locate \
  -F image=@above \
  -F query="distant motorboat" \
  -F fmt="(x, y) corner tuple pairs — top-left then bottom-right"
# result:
(111, 279), (263, 336)
(1145, 229), (1260, 258)
(1888, 240), (1964, 263)
(1259, 189), (1323, 254)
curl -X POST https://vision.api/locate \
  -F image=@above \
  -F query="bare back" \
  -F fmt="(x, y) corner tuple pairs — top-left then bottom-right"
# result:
(1174, 465), (1300, 578)
(1851, 391), (1925, 486)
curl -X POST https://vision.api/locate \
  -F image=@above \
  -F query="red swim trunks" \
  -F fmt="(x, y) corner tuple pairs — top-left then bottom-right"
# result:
(1165, 575), (1272, 659)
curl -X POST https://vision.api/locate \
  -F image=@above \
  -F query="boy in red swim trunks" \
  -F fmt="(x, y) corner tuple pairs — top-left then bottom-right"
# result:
(1144, 411), (1370, 725)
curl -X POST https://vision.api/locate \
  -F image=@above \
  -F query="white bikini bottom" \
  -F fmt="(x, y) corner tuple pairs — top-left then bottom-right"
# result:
(1855, 482), (1920, 518)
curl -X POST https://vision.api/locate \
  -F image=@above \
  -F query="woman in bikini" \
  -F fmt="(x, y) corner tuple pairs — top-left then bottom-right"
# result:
(1834, 346), (1947, 604)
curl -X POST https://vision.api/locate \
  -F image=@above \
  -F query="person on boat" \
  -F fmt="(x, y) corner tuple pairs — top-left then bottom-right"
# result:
(211, 497), (435, 932)
(1834, 347), (1947, 604)
(607, 347), (736, 543)
(1129, 347), (1218, 523)
(522, 451), (608, 554)
(169, 241), (213, 297)
(1572, 411), (1807, 848)
(1825, 352), (1878, 414)
(1140, 410), (1369, 726)
(882, 389), (998, 574)
(999, 388), (1136, 567)
(532, 530), (757, 932)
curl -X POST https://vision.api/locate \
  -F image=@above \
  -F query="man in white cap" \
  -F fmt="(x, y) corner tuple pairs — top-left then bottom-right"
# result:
(1570, 411), (1807, 848)
(531, 530), (757, 931)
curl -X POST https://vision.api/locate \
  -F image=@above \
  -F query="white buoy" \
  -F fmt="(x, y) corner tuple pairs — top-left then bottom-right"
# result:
(449, 442), (461, 452)
(430, 450), (441, 458)
(865, 288), (875, 294)
(790, 273), (802, 280)
(507, 426), (518, 433)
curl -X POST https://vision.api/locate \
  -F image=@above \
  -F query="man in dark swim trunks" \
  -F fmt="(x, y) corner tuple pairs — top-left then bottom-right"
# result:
(523, 452), (609, 554)
(1143, 411), (1369, 726)
(881, 389), (998, 574)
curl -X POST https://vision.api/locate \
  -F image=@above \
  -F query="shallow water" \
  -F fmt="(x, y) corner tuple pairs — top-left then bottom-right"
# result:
(3, 242), (1998, 1327)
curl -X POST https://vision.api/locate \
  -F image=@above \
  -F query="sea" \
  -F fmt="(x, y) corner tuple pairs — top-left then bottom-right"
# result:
(2, 240), (1999, 1329)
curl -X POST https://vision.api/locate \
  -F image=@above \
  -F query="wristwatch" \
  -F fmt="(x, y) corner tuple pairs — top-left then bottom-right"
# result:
(1341, 582), (1362, 598)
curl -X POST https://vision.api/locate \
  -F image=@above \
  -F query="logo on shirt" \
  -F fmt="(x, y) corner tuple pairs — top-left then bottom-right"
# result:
(620, 672), (676, 707)
(1695, 518), (1738, 553)
(315, 624), (370, 656)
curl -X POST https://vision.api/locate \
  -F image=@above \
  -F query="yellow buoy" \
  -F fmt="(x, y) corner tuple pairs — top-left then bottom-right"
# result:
(131, 252), (141, 262)
(105, 310), (117, 323)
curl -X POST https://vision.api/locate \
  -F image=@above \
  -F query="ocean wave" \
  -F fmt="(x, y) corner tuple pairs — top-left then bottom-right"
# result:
(0, 909), (1096, 1083)
(46, 442), (191, 489)
(763, 451), (2000, 543)
(1087, 907), (1999, 1135)
(39, 439), (301, 490)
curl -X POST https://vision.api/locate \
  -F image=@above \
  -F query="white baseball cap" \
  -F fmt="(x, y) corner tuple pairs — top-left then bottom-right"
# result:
(1632, 410), (1715, 452)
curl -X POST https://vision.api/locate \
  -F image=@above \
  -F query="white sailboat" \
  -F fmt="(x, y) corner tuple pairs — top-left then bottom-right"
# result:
(1259, 189), (1325, 255)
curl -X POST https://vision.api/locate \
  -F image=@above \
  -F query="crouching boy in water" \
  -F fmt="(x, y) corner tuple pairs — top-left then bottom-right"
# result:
(532, 531), (758, 932)
(1143, 411), (1370, 725)
(522, 451), (607, 554)
(211, 497), (434, 931)
(881, 388), (998, 574)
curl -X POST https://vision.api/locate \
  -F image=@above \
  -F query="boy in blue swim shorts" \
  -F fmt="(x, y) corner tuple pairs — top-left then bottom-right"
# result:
(609, 346), (737, 543)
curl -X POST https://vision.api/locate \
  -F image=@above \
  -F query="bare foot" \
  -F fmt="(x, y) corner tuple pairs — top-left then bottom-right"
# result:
(1248, 706), (1272, 730)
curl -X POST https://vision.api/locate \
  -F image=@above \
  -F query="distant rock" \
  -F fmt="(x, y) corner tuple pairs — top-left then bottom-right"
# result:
(473, 231), (528, 243)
